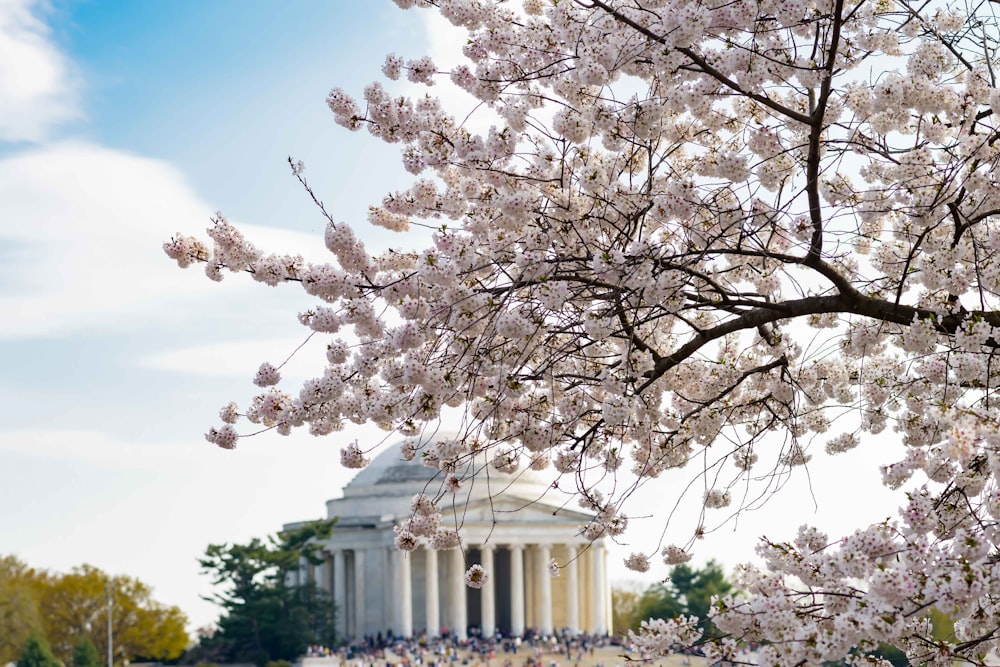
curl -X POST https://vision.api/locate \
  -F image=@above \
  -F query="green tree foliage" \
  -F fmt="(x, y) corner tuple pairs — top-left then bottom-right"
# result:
(929, 608), (956, 643)
(36, 564), (188, 665)
(635, 582), (684, 627)
(670, 561), (732, 632)
(0, 556), (44, 664)
(196, 519), (337, 666)
(17, 633), (59, 667)
(0, 556), (188, 667)
(72, 637), (101, 667)
(632, 561), (733, 637)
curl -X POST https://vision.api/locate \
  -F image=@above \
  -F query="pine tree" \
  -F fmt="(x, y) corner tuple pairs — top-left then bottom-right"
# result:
(17, 634), (59, 667)
(72, 637), (100, 667)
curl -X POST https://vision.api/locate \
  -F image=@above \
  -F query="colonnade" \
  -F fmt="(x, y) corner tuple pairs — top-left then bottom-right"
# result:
(312, 541), (611, 642)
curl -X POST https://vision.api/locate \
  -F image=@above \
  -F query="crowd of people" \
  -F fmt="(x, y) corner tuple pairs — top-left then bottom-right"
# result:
(303, 629), (622, 667)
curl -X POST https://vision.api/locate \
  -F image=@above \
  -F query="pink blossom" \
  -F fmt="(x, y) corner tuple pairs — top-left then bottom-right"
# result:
(166, 0), (1000, 661)
(464, 564), (487, 588)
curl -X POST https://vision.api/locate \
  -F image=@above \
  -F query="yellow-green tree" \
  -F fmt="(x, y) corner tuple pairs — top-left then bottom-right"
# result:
(0, 556), (44, 664)
(36, 564), (188, 665)
(611, 584), (642, 635)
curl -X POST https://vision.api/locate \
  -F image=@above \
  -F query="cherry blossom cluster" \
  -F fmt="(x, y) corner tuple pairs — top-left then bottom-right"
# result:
(624, 544), (694, 573)
(463, 564), (487, 589)
(703, 514), (1000, 665)
(392, 493), (464, 554)
(204, 424), (237, 450)
(661, 546), (692, 566)
(339, 441), (369, 469)
(168, 0), (1000, 661)
(253, 362), (281, 387)
(624, 552), (651, 573)
(627, 616), (704, 658)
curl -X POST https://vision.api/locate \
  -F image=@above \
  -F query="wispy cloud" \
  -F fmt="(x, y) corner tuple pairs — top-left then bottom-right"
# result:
(0, 0), (81, 142)
(0, 141), (326, 340)
(139, 336), (323, 381)
(0, 428), (207, 470)
(0, 425), (368, 475)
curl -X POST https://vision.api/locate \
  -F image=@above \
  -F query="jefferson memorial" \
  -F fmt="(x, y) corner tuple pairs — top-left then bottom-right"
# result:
(291, 440), (613, 641)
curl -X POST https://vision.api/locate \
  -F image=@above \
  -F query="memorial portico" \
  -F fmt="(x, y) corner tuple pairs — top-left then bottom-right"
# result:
(290, 440), (612, 642)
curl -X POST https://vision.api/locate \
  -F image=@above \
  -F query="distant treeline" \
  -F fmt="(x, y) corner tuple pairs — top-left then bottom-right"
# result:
(1, 555), (189, 667)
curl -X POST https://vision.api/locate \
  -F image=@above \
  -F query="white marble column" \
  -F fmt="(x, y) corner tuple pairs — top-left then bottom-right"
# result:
(590, 544), (606, 634)
(314, 557), (327, 592)
(603, 546), (612, 635)
(537, 544), (553, 635)
(425, 547), (440, 637)
(449, 548), (467, 640)
(525, 546), (535, 628)
(354, 548), (367, 639)
(480, 544), (496, 637)
(510, 544), (525, 636)
(333, 550), (347, 639)
(566, 545), (579, 633)
(393, 548), (413, 638)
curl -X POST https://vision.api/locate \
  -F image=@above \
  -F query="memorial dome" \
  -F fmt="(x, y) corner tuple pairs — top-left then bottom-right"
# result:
(302, 432), (611, 641)
(342, 435), (551, 501)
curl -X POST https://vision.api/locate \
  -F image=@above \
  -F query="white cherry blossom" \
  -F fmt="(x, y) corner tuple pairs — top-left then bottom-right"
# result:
(168, 0), (1000, 661)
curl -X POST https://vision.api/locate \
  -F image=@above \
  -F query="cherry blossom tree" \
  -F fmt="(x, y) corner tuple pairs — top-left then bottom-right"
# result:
(167, 0), (1000, 663)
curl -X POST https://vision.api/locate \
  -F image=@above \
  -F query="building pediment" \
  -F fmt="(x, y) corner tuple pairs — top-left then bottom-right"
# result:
(457, 494), (595, 525)
(290, 434), (613, 642)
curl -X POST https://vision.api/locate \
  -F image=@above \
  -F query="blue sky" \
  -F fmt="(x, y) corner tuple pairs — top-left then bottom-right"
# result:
(0, 0), (432, 632)
(0, 0), (905, 636)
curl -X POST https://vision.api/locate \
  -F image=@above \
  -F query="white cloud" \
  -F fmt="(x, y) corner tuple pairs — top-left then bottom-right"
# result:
(0, 141), (326, 340)
(0, 425), (370, 478)
(0, 425), (366, 630)
(139, 336), (325, 382)
(0, 0), (81, 142)
(0, 427), (207, 470)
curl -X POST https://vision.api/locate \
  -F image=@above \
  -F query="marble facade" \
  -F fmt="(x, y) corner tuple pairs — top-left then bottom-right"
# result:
(291, 441), (612, 641)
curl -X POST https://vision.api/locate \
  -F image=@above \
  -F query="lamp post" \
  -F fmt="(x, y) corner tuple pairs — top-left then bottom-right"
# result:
(105, 578), (113, 667)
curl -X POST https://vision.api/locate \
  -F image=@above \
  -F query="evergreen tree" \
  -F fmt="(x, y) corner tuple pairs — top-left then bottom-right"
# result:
(17, 634), (59, 667)
(634, 561), (733, 638)
(198, 519), (337, 665)
(72, 637), (101, 667)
